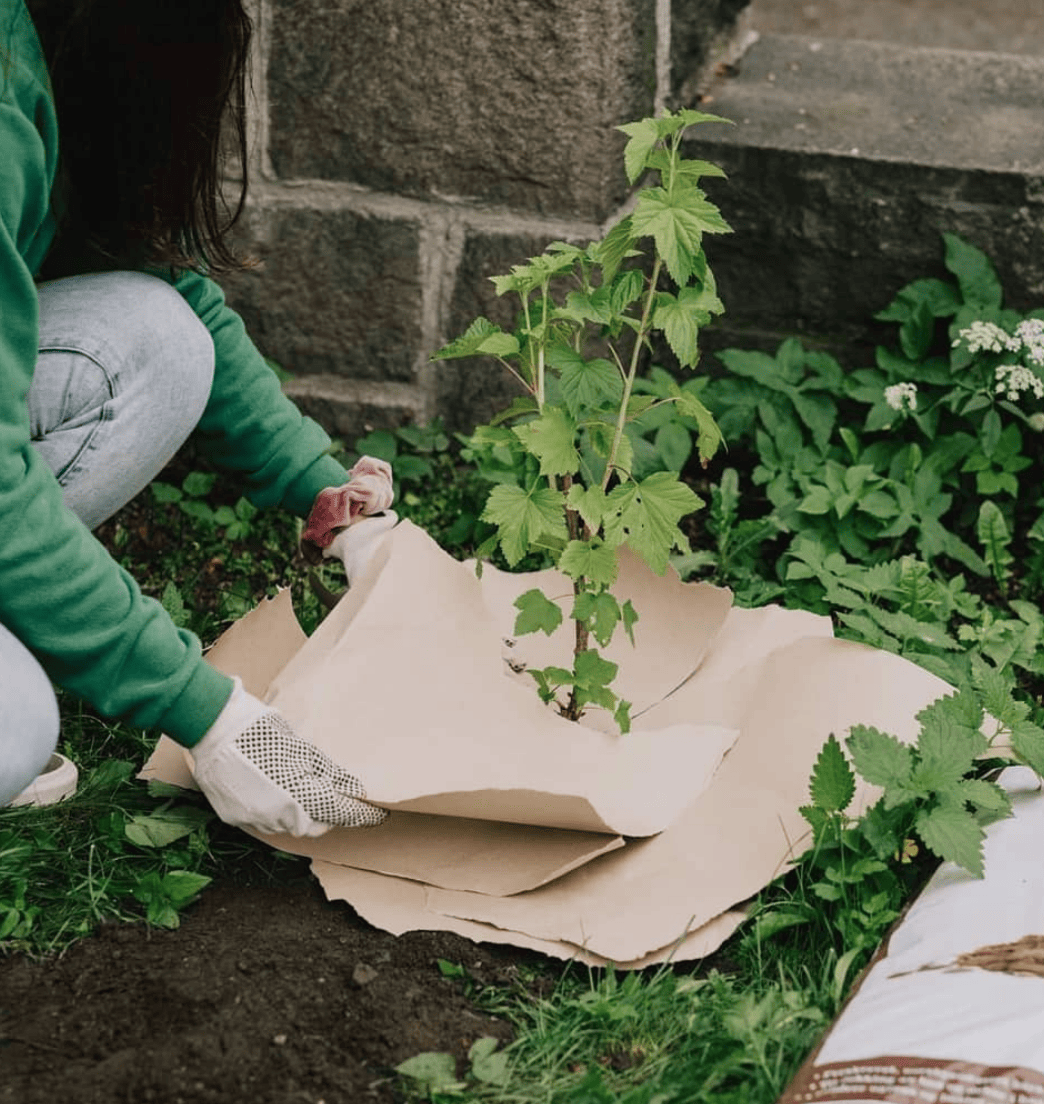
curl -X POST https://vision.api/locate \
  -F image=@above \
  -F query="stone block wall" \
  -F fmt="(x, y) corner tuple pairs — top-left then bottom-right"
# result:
(221, 0), (753, 440)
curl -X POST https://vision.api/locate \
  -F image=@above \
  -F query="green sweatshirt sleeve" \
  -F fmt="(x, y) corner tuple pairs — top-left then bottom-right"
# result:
(0, 0), (349, 747)
(161, 268), (349, 518)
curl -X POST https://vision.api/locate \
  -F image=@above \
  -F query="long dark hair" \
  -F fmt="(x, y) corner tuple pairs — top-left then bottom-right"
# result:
(27, 0), (252, 274)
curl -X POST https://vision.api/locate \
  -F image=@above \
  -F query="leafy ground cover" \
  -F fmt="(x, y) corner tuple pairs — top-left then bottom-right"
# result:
(2, 234), (1044, 1103)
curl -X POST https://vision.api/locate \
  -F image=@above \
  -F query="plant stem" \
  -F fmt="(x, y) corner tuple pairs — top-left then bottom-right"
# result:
(602, 257), (662, 491)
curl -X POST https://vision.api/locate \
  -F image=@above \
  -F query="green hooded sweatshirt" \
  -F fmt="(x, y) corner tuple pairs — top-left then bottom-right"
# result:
(0, 0), (349, 746)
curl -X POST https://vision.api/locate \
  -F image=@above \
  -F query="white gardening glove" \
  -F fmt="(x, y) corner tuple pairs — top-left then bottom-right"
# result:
(192, 678), (386, 837)
(323, 510), (399, 584)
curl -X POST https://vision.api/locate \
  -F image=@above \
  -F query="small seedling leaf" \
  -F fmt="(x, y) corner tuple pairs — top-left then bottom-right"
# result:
(395, 1051), (462, 1092)
(808, 734), (855, 814)
(513, 589), (564, 637)
(468, 1037), (509, 1087)
(125, 807), (212, 848)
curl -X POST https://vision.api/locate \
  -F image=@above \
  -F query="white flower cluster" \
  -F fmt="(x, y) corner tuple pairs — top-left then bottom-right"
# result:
(884, 381), (918, 412)
(995, 363), (1044, 403)
(1015, 318), (1044, 366)
(954, 321), (1020, 355)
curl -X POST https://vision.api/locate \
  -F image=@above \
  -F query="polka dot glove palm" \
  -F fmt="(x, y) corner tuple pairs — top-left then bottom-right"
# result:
(192, 678), (386, 837)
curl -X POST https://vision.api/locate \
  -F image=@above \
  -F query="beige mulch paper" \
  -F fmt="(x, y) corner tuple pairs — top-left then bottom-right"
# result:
(144, 520), (953, 967)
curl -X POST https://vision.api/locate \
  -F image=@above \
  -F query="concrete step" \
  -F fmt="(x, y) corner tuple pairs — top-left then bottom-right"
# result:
(686, 32), (1044, 359)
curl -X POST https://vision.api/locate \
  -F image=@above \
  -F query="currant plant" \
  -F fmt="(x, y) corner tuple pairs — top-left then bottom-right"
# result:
(434, 109), (731, 730)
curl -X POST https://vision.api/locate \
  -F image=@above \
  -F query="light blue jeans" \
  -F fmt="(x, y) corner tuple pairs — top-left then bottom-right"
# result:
(1, 272), (216, 805)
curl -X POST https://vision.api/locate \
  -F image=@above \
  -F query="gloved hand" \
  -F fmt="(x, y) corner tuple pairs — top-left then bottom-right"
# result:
(302, 456), (394, 551)
(192, 678), (387, 837)
(323, 510), (398, 584)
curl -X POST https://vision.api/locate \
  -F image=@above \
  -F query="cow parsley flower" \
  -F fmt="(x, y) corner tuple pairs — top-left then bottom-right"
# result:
(954, 321), (1020, 355)
(995, 363), (1044, 404)
(1015, 318), (1044, 366)
(884, 382), (917, 412)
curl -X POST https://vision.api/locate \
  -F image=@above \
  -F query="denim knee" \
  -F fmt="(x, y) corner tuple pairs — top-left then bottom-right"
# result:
(36, 271), (215, 431)
(0, 624), (60, 806)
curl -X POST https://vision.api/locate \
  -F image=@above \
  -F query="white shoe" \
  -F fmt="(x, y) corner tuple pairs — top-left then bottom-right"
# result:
(8, 753), (78, 807)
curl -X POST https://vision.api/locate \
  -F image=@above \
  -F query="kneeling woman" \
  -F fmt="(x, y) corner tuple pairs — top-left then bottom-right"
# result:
(1, 0), (389, 834)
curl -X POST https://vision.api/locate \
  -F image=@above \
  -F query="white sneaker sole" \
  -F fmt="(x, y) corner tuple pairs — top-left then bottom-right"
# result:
(8, 753), (79, 807)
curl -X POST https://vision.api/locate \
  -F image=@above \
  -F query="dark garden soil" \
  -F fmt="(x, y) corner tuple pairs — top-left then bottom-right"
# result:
(0, 880), (527, 1104)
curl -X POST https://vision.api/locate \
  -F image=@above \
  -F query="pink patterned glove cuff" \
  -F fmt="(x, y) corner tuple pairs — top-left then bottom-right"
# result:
(302, 456), (394, 549)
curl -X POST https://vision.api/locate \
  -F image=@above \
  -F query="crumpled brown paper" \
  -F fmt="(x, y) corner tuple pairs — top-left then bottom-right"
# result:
(144, 519), (953, 966)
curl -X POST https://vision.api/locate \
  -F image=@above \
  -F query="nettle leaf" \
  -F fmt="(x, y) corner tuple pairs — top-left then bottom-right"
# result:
(808, 734), (855, 814)
(604, 472), (703, 574)
(513, 588), (564, 637)
(954, 778), (1012, 819)
(481, 483), (567, 566)
(432, 316), (504, 360)
(914, 695), (988, 787)
(512, 408), (580, 477)
(915, 802), (985, 877)
(559, 539), (619, 588)
(1011, 720), (1044, 776)
(572, 590), (622, 647)
(847, 725), (914, 792)
(550, 344), (623, 417)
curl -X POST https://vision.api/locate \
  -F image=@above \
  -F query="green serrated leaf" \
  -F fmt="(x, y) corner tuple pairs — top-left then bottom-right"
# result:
(603, 471), (702, 574)
(481, 484), (567, 567)
(617, 117), (662, 183)
(513, 588), (564, 637)
(1011, 720), (1044, 776)
(847, 726), (914, 792)
(674, 389), (724, 463)
(614, 697), (632, 734)
(571, 589), (622, 647)
(559, 540), (619, 588)
(631, 186), (730, 286)
(621, 599), (639, 646)
(551, 345), (623, 417)
(565, 483), (610, 532)
(594, 216), (639, 285)
(512, 408), (580, 477)
(808, 734), (856, 814)
(574, 647), (618, 690)
(915, 803), (985, 877)
(914, 696), (988, 787)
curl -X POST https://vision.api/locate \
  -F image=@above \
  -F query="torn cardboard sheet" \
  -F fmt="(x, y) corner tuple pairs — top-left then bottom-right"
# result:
(144, 519), (954, 965)
(779, 767), (1044, 1103)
